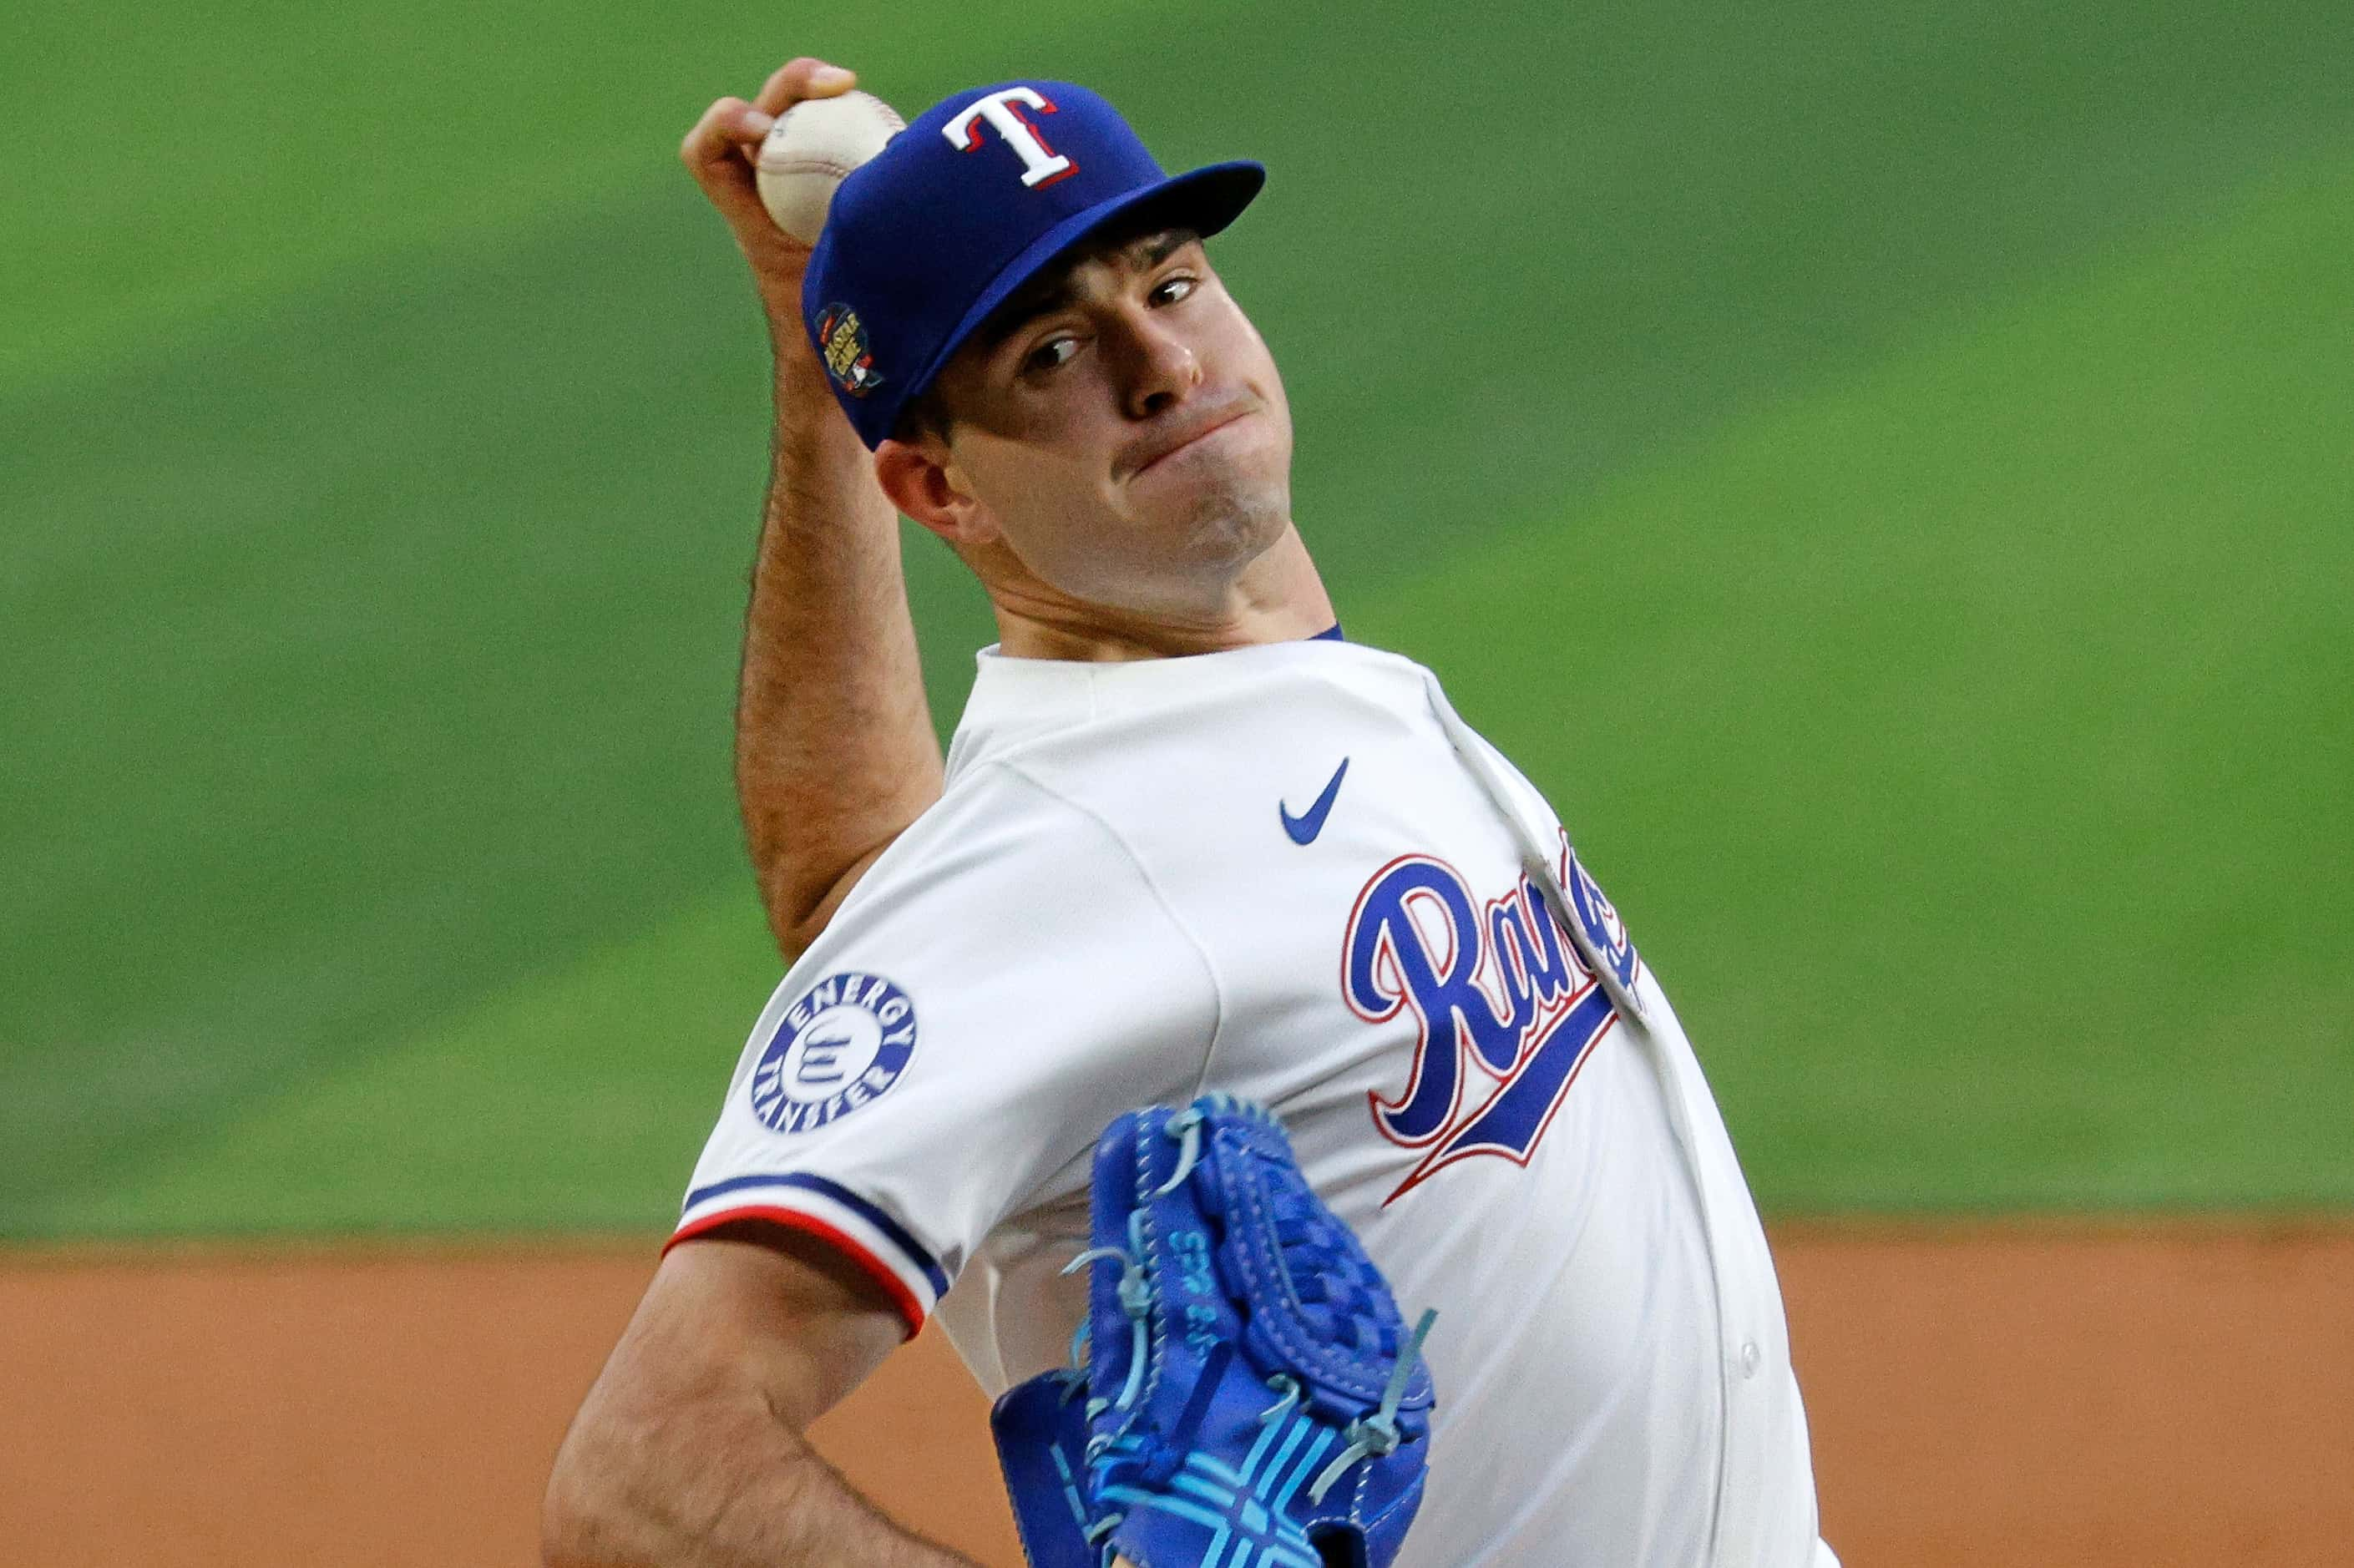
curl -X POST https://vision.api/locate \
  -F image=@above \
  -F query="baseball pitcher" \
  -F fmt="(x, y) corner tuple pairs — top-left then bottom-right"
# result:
(543, 57), (1838, 1568)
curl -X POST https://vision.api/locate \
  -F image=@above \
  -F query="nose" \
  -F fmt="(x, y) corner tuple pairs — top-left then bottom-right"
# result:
(1114, 306), (1202, 421)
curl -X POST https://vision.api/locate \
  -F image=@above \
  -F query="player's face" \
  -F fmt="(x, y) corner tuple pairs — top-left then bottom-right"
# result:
(919, 230), (1294, 618)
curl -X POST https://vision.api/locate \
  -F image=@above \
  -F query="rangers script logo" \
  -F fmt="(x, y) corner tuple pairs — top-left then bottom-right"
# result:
(1345, 842), (1640, 1199)
(749, 971), (915, 1134)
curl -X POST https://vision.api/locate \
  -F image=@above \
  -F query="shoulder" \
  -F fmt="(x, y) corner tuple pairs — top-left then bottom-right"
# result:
(952, 640), (1441, 763)
(965, 644), (1440, 797)
(797, 758), (1193, 978)
(840, 758), (1137, 901)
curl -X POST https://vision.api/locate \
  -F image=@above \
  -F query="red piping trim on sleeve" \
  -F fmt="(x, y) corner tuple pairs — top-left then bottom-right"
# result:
(666, 1205), (926, 1340)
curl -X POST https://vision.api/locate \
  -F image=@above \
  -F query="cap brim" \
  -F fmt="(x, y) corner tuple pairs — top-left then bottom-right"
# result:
(897, 160), (1265, 429)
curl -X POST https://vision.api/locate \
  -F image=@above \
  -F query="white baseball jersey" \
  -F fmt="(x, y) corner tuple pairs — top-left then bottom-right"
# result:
(677, 636), (1836, 1567)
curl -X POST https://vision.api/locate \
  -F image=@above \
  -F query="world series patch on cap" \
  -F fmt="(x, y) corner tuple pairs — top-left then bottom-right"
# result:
(802, 81), (1265, 448)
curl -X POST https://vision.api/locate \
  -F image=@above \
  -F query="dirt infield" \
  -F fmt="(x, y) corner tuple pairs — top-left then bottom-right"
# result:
(3, 1224), (2346, 1566)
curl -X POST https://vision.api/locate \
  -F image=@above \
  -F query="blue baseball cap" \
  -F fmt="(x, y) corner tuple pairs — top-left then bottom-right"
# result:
(802, 81), (1264, 448)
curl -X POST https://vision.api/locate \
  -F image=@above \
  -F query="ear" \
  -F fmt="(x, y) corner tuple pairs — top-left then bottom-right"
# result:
(874, 438), (1000, 547)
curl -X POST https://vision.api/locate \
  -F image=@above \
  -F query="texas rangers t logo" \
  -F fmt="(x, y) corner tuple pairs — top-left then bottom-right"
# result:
(1344, 848), (1638, 1199)
(941, 87), (1078, 187)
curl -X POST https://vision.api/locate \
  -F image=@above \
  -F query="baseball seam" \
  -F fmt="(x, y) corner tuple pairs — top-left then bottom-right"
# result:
(760, 157), (863, 179)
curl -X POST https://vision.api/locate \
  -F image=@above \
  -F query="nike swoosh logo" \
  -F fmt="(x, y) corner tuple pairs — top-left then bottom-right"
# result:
(1279, 758), (1350, 846)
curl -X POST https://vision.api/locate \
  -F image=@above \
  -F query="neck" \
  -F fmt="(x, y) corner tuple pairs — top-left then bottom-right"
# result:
(987, 527), (1337, 662)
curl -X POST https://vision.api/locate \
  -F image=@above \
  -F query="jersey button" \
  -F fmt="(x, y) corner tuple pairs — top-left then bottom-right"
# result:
(1739, 1338), (1762, 1378)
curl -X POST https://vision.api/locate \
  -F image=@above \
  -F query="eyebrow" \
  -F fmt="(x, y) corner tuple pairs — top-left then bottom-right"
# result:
(976, 228), (1197, 353)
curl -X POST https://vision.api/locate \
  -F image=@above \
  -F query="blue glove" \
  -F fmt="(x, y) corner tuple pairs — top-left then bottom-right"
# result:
(991, 1095), (1437, 1568)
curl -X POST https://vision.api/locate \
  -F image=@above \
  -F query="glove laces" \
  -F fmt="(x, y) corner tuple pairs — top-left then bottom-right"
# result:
(1148, 1103), (1208, 1196)
(1062, 1206), (1159, 1415)
(1064, 1101), (1224, 1417)
(1304, 1307), (1439, 1505)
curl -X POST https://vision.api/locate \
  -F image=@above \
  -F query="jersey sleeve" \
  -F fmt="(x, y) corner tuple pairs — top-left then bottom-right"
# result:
(669, 762), (1220, 1337)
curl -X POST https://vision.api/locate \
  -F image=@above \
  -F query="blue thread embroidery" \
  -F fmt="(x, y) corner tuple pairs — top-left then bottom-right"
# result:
(1279, 759), (1350, 846)
(748, 972), (916, 1134)
(1343, 848), (1638, 1198)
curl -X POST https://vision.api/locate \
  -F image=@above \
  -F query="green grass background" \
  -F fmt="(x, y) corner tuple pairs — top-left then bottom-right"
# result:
(5, 0), (2348, 1236)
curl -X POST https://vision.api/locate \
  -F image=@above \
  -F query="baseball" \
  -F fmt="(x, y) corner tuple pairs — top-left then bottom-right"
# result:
(755, 90), (904, 245)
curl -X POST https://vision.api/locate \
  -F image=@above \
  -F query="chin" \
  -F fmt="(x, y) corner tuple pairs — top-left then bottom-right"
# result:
(1166, 423), (1292, 550)
(1174, 468), (1290, 572)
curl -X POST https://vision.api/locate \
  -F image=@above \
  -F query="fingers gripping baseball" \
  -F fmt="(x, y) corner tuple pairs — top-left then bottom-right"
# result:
(681, 59), (858, 298)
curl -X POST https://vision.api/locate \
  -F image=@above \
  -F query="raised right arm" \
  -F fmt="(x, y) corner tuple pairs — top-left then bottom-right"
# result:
(681, 58), (946, 964)
(540, 1228), (982, 1568)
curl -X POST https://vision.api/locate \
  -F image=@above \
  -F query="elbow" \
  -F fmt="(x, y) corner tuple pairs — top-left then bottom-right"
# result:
(538, 1450), (603, 1568)
(539, 1410), (649, 1568)
(742, 844), (830, 966)
(758, 834), (906, 964)
(772, 907), (827, 969)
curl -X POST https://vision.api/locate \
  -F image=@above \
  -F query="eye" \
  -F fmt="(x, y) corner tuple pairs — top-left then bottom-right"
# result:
(1150, 274), (1198, 307)
(1024, 335), (1079, 375)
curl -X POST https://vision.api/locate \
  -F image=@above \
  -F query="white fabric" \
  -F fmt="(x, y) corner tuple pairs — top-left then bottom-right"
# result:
(681, 638), (1830, 1567)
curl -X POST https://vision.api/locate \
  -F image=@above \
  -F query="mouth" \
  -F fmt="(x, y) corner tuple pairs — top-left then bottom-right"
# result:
(1124, 405), (1253, 480)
